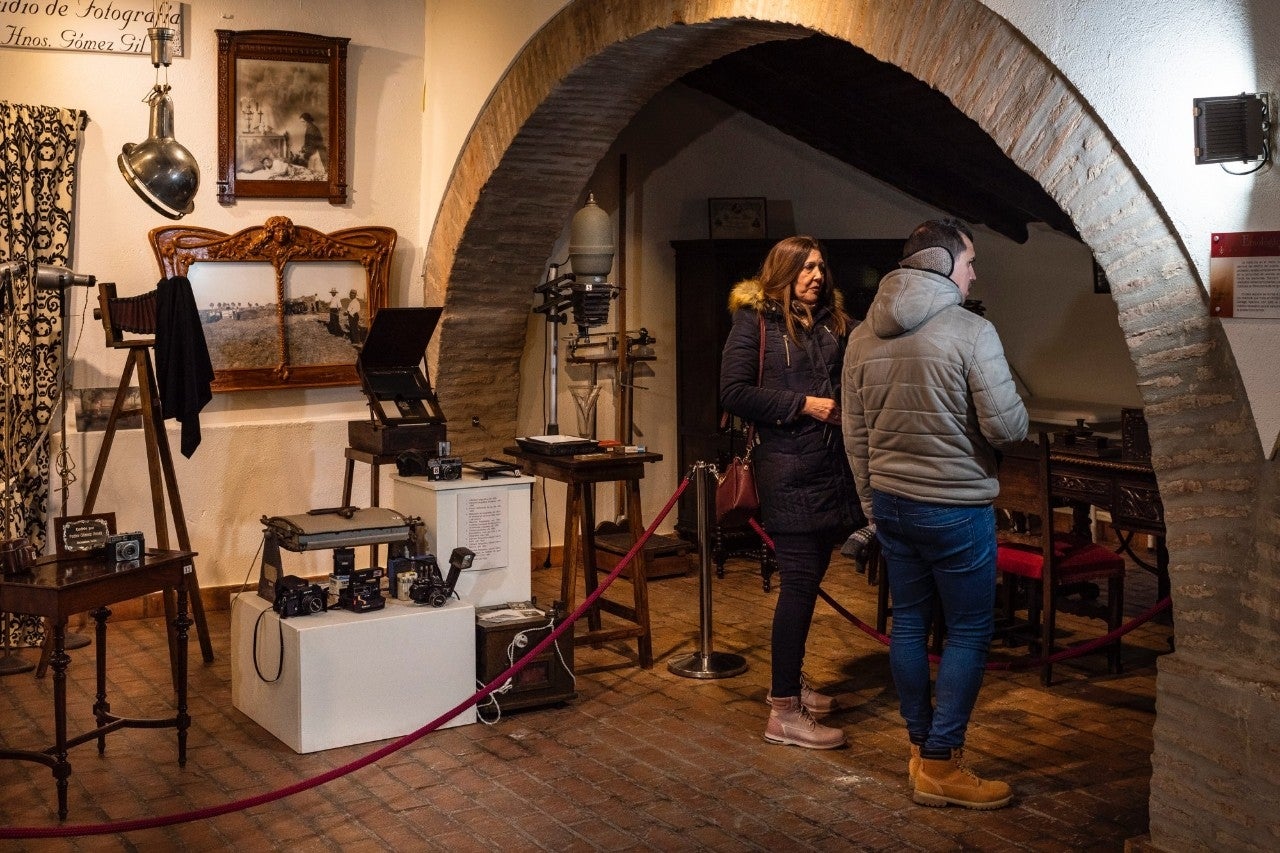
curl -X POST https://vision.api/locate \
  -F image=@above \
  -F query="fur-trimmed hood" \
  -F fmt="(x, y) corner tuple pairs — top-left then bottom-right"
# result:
(728, 278), (846, 316)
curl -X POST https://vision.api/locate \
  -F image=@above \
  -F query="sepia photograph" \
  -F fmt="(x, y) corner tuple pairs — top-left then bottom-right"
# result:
(216, 29), (350, 204)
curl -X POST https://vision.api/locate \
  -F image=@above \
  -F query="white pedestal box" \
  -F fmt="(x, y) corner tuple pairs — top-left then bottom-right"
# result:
(391, 472), (535, 607)
(230, 593), (476, 753)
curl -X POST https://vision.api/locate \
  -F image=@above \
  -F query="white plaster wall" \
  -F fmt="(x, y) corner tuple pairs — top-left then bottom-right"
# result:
(1, 0), (425, 585)
(981, 0), (1280, 448)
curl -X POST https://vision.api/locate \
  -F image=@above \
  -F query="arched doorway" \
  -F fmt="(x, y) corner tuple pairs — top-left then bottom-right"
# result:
(423, 2), (1277, 847)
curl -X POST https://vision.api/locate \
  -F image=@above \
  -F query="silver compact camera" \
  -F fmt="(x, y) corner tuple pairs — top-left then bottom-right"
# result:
(106, 531), (145, 565)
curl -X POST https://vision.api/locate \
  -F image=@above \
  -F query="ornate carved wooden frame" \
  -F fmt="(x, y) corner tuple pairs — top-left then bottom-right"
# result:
(149, 216), (396, 392)
(215, 29), (350, 205)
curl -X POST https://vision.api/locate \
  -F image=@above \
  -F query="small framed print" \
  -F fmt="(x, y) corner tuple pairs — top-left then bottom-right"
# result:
(216, 29), (350, 205)
(53, 513), (116, 559)
(708, 197), (768, 239)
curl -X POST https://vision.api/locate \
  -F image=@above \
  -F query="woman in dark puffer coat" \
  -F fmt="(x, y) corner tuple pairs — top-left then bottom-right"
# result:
(720, 235), (863, 750)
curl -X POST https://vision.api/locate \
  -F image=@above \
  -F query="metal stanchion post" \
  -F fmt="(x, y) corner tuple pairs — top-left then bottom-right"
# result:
(668, 462), (747, 679)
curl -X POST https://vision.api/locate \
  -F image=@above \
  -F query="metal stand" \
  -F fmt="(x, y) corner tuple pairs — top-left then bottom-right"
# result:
(668, 462), (747, 679)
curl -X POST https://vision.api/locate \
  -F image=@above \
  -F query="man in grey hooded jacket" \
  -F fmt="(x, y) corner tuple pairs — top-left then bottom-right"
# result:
(842, 218), (1027, 810)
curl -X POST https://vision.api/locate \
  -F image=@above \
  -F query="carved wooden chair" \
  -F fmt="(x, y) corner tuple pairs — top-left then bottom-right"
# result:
(996, 433), (1127, 685)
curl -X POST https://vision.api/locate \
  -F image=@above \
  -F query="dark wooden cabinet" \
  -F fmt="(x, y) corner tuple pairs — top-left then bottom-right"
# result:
(672, 238), (901, 540)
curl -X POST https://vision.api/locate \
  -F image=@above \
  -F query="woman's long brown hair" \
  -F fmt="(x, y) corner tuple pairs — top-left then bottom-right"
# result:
(757, 235), (847, 339)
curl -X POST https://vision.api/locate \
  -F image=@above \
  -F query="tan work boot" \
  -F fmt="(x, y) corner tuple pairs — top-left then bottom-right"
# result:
(908, 743), (921, 785)
(765, 673), (839, 716)
(764, 696), (846, 749)
(913, 749), (1012, 809)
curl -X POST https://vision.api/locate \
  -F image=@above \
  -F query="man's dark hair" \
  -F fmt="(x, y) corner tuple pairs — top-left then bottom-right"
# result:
(901, 218), (974, 265)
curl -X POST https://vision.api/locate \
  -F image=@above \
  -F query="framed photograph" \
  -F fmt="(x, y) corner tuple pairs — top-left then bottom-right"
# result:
(215, 29), (350, 205)
(708, 197), (768, 239)
(149, 217), (396, 392)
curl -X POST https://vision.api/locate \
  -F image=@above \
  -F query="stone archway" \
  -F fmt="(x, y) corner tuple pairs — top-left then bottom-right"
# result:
(424, 1), (1279, 848)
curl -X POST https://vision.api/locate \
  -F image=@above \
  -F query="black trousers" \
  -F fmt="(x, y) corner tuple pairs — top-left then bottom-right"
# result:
(769, 530), (839, 698)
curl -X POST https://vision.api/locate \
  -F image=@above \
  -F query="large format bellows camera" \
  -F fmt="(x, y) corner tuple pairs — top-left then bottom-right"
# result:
(408, 547), (474, 607)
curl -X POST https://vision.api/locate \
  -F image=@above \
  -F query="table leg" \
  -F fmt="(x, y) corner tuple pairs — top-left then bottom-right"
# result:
(50, 620), (70, 820)
(581, 485), (602, 634)
(342, 456), (355, 506)
(92, 607), (111, 755)
(369, 462), (382, 567)
(174, 574), (192, 766)
(625, 481), (653, 668)
(560, 484), (583, 608)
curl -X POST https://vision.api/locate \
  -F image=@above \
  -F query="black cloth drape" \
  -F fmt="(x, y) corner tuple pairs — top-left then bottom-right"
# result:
(155, 275), (214, 457)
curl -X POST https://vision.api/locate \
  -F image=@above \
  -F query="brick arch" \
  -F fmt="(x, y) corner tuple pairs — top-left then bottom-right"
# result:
(426, 3), (1278, 845)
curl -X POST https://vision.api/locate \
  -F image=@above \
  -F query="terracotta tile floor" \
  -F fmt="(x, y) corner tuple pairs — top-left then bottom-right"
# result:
(0, 547), (1169, 851)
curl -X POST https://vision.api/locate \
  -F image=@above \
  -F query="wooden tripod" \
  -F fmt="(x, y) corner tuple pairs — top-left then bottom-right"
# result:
(38, 284), (215, 674)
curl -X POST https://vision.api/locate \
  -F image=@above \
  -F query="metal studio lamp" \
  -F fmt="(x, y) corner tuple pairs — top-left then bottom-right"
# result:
(119, 26), (199, 218)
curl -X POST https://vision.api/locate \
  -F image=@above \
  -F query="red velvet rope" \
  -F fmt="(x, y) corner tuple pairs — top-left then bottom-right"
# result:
(747, 518), (1174, 670)
(0, 477), (692, 839)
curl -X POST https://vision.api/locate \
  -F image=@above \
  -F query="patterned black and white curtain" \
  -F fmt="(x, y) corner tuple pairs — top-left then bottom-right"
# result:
(1, 102), (88, 648)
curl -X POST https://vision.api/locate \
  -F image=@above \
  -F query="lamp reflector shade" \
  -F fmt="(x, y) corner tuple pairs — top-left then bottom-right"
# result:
(568, 194), (614, 279)
(119, 84), (199, 219)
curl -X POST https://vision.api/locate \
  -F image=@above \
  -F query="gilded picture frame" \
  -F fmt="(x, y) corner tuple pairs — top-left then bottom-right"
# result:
(215, 29), (350, 205)
(149, 217), (396, 392)
(708, 197), (768, 239)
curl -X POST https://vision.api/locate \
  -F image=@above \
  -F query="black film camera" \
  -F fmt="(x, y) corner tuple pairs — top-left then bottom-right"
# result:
(408, 547), (474, 607)
(273, 575), (328, 618)
(106, 531), (145, 566)
(338, 567), (386, 613)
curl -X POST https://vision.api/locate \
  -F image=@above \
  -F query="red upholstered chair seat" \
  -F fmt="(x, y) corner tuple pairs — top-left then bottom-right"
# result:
(997, 538), (1126, 583)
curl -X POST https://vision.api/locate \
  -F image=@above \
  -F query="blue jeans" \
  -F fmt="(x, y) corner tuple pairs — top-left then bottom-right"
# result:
(872, 490), (996, 751)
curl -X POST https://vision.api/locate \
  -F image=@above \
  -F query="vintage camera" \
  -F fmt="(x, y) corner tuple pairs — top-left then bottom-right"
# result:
(106, 531), (145, 566)
(407, 547), (473, 607)
(338, 567), (385, 613)
(425, 455), (463, 481)
(388, 551), (434, 599)
(273, 575), (328, 618)
(396, 441), (462, 481)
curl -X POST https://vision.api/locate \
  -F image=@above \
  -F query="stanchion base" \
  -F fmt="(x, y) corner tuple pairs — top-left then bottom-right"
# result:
(64, 631), (91, 651)
(0, 650), (36, 676)
(668, 651), (748, 680)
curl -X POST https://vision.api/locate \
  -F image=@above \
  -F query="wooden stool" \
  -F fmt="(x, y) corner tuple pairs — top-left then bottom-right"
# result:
(339, 447), (400, 566)
(502, 446), (662, 668)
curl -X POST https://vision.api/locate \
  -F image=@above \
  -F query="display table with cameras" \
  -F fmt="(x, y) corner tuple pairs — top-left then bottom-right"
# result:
(230, 594), (476, 753)
(500, 446), (662, 669)
(390, 470), (535, 608)
(0, 548), (197, 819)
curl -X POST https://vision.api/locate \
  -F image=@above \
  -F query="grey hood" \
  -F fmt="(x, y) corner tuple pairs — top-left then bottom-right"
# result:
(865, 266), (962, 339)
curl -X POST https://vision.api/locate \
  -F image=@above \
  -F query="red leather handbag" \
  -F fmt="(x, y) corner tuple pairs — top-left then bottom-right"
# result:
(716, 316), (765, 526)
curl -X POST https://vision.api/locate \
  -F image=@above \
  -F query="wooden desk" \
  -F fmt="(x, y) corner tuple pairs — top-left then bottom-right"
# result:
(0, 548), (195, 819)
(502, 447), (662, 668)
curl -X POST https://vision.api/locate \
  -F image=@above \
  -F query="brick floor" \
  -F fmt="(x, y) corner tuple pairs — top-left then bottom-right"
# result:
(0, 549), (1168, 851)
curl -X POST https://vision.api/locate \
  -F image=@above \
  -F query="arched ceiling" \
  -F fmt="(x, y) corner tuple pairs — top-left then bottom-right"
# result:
(680, 34), (1078, 243)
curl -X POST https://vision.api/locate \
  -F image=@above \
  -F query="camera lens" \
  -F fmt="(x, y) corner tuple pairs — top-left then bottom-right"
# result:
(118, 540), (141, 561)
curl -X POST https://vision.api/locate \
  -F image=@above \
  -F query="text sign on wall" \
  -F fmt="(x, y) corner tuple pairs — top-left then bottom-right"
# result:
(1209, 231), (1280, 319)
(0, 1), (184, 56)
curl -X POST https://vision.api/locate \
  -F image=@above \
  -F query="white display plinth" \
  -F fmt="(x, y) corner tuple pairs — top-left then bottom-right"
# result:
(230, 593), (476, 753)
(391, 471), (534, 607)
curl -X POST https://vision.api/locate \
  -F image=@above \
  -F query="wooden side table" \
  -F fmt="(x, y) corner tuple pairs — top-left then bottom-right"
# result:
(0, 548), (196, 819)
(502, 447), (662, 668)
(340, 447), (401, 565)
